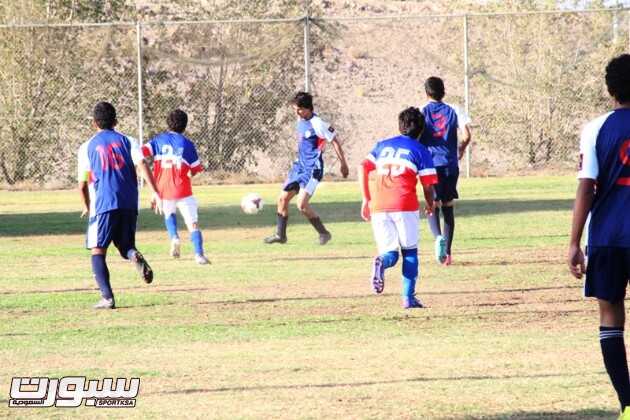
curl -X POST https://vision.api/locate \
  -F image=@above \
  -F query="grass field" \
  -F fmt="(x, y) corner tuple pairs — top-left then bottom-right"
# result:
(0, 176), (621, 419)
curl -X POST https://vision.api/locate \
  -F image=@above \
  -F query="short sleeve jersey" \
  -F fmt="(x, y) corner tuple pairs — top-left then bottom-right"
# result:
(420, 101), (471, 168)
(578, 108), (630, 247)
(77, 130), (142, 216)
(296, 114), (336, 171)
(142, 132), (203, 200)
(364, 135), (438, 212)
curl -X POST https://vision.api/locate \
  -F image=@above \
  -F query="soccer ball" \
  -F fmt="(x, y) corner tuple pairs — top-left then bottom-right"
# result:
(240, 193), (264, 215)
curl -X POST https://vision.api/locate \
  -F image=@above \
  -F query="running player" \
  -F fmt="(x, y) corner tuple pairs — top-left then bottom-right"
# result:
(142, 109), (209, 265)
(78, 102), (161, 309)
(359, 106), (437, 309)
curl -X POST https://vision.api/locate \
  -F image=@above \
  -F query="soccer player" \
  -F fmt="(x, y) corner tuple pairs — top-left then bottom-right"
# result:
(264, 91), (349, 245)
(141, 109), (209, 265)
(78, 102), (162, 309)
(419, 77), (472, 265)
(359, 106), (437, 309)
(568, 54), (630, 419)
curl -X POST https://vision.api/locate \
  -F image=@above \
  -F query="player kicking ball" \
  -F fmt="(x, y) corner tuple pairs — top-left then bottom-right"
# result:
(142, 109), (210, 265)
(264, 91), (349, 245)
(568, 54), (630, 419)
(78, 102), (162, 309)
(359, 107), (437, 309)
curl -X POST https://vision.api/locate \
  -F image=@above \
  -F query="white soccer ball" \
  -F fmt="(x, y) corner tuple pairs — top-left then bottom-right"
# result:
(240, 193), (264, 215)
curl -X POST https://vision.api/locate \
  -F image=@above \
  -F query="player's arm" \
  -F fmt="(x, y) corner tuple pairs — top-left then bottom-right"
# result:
(133, 140), (163, 215)
(568, 179), (595, 279)
(421, 184), (436, 216)
(331, 137), (349, 178)
(78, 181), (90, 218)
(137, 160), (163, 215)
(358, 157), (376, 221)
(568, 120), (599, 279)
(458, 124), (472, 161)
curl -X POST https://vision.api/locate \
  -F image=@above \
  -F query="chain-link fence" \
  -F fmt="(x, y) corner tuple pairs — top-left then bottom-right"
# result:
(0, 9), (628, 188)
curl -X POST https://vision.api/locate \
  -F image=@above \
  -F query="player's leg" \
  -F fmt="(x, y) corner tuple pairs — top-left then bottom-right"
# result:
(370, 212), (400, 294)
(87, 212), (115, 309)
(394, 211), (423, 308)
(264, 186), (298, 244)
(429, 167), (447, 263)
(177, 196), (209, 265)
(163, 199), (180, 258)
(297, 176), (331, 245)
(586, 247), (630, 413)
(113, 209), (153, 284)
(441, 166), (460, 266)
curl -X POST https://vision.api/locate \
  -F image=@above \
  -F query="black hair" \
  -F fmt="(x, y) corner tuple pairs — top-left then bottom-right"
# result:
(605, 54), (630, 104)
(93, 102), (117, 130)
(167, 109), (188, 133)
(290, 91), (314, 110)
(398, 106), (425, 139)
(424, 76), (445, 101)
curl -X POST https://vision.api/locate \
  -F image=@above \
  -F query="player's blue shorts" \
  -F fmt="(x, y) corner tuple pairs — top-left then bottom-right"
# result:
(585, 246), (630, 303)
(282, 161), (323, 196)
(434, 165), (459, 203)
(86, 209), (137, 259)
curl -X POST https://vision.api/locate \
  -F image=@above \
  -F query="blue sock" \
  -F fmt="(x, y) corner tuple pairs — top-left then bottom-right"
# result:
(401, 248), (418, 297)
(380, 250), (399, 269)
(442, 206), (455, 255)
(165, 214), (179, 240)
(91, 254), (113, 300)
(190, 230), (204, 256)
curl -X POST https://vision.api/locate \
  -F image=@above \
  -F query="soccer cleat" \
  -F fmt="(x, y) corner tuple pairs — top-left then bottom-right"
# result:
(434, 235), (447, 263)
(371, 256), (385, 294)
(170, 238), (181, 259)
(319, 231), (332, 245)
(263, 233), (287, 244)
(620, 407), (630, 420)
(93, 297), (115, 310)
(402, 295), (425, 309)
(443, 255), (452, 266)
(195, 254), (210, 265)
(132, 251), (153, 284)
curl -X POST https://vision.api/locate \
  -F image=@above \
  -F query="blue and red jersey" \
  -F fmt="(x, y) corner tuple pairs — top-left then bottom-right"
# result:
(420, 101), (470, 169)
(363, 135), (437, 212)
(77, 130), (142, 216)
(578, 108), (630, 247)
(142, 132), (203, 200)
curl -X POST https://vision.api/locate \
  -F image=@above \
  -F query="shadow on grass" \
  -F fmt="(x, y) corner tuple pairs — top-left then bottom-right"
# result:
(0, 198), (573, 237)
(153, 372), (598, 395)
(0, 284), (582, 297)
(462, 409), (617, 419)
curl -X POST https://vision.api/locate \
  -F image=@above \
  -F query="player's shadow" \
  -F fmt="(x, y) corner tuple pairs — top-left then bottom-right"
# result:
(0, 197), (573, 237)
(460, 409), (617, 419)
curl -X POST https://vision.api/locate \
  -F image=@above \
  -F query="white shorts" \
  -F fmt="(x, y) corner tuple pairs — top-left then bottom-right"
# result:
(371, 211), (420, 255)
(163, 195), (198, 231)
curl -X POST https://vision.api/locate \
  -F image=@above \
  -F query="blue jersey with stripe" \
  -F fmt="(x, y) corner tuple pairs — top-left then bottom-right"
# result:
(579, 108), (630, 247)
(78, 130), (141, 215)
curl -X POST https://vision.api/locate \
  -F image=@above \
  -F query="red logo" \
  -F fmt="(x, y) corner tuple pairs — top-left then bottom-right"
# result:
(96, 142), (126, 171)
(616, 139), (630, 186)
(432, 113), (447, 139)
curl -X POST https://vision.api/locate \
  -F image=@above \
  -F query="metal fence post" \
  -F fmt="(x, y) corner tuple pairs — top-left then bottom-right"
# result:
(463, 14), (471, 178)
(136, 21), (144, 144)
(303, 12), (311, 92)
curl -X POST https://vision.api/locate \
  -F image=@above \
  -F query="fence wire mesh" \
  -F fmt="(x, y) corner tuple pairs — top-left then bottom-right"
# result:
(0, 9), (628, 188)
